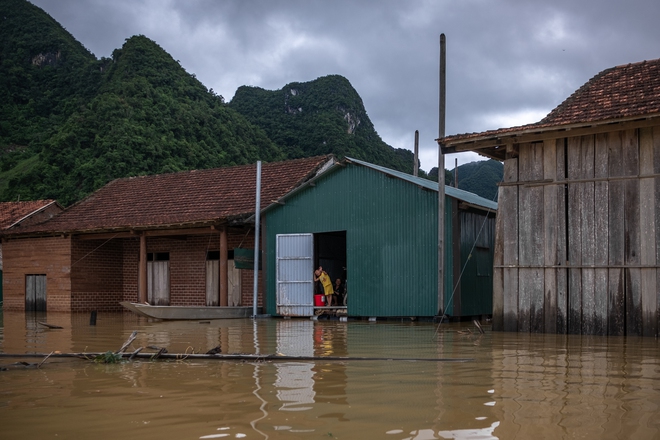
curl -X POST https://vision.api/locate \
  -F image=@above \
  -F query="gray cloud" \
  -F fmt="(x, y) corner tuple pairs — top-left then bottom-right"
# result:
(30, 0), (660, 170)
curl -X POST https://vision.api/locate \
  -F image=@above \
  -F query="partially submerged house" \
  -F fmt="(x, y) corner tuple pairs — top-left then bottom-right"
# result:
(440, 58), (660, 336)
(1, 156), (332, 313)
(263, 158), (497, 319)
(0, 200), (63, 303)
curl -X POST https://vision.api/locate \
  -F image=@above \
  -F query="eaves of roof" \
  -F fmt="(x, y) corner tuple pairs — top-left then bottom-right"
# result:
(439, 113), (660, 161)
(262, 157), (498, 214)
(3, 156), (334, 239)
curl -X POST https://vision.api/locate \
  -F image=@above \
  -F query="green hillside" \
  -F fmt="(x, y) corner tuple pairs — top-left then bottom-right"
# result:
(0, 0), (283, 205)
(229, 76), (421, 175)
(430, 159), (503, 201)
(0, 0), (493, 207)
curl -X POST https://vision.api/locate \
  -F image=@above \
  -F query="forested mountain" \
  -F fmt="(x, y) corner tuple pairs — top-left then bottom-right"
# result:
(1, 0), (495, 207)
(430, 159), (503, 201)
(229, 76), (420, 175)
(453, 159), (502, 201)
(1, 0), (283, 205)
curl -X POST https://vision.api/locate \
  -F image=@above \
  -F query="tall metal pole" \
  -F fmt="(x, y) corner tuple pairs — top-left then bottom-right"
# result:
(252, 161), (262, 317)
(438, 34), (446, 316)
(413, 130), (419, 177)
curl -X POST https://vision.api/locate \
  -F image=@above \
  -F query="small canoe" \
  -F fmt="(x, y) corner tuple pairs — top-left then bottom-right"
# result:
(120, 302), (256, 320)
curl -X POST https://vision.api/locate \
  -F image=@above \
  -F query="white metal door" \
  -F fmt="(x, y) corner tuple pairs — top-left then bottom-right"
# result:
(276, 233), (314, 316)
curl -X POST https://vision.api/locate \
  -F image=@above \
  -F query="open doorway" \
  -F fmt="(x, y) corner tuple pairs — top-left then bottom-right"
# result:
(314, 231), (347, 306)
(275, 231), (347, 316)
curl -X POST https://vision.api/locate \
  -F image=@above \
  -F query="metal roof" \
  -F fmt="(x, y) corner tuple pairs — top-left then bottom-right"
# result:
(345, 157), (498, 211)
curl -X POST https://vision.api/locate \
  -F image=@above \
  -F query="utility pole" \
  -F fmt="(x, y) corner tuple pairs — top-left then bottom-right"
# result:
(438, 34), (446, 316)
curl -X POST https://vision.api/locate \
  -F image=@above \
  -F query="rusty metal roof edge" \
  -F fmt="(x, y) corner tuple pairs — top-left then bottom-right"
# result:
(439, 113), (660, 148)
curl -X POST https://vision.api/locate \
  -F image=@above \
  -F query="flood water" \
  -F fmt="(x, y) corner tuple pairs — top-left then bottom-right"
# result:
(1, 312), (660, 440)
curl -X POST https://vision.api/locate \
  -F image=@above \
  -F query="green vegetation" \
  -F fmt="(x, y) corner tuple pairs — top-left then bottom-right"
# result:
(436, 159), (503, 201)
(93, 351), (123, 364)
(229, 75), (422, 175)
(1, 0), (497, 206)
(0, 0), (280, 205)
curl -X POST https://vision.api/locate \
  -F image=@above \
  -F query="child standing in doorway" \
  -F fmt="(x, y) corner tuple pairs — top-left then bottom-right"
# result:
(314, 266), (335, 306)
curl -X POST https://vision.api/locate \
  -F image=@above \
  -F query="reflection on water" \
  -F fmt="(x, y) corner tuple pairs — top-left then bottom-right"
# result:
(1, 311), (660, 439)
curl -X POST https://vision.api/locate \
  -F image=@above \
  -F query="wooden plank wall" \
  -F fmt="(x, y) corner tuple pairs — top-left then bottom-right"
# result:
(501, 155), (519, 332)
(494, 126), (660, 336)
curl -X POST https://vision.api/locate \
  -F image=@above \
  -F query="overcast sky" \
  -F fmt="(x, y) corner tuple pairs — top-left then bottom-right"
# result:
(30, 0), (660, 172)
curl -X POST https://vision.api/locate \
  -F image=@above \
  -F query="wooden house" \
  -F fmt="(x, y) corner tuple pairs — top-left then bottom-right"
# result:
(262, 158), (497, 319)
(440, 59), (660, 336)
(1, 156), (332, 313)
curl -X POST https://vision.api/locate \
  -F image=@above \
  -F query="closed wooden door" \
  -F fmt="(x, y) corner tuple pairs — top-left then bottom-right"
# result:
(206, 260), (242, 306)
(148, 254), (170, 305)
(206, 259), (219, 306)
(228, 261), (241, 306)
(25, 274), (47, 312)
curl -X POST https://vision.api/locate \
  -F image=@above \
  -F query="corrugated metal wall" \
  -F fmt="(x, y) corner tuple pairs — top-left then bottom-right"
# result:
(265, 163), (492, 318)
(456, 210), (496, 316)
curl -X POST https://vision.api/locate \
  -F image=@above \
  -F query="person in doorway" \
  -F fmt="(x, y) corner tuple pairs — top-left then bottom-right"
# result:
(314, 266), (335, 306)
(334, 278), (345, 305)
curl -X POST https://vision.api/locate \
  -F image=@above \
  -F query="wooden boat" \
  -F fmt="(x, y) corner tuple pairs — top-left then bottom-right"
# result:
(120, 302), (255, 320)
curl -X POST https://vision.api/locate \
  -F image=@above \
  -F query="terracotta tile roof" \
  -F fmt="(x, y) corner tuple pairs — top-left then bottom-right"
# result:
(0, 200), (58, 229)
(442, 58), (660, 146)
(13, 156), (332, 235)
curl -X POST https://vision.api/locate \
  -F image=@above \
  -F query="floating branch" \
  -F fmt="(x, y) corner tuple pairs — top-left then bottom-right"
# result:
(0, 352), (474, 363)
(117, 331), (138, 353)
(37, 322), (63, 329)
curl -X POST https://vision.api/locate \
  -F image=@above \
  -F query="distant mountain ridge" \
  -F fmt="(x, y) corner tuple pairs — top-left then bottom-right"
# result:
(229, 75), (419, 175)
(429, 159), (503, 201)
(0, 0), (496, 206)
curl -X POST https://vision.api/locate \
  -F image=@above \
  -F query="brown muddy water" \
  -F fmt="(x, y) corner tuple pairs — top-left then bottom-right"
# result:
(1, 312), (660, 440)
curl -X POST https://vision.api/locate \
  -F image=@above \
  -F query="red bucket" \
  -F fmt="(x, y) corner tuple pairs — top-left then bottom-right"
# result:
(314, 294), (325, 306)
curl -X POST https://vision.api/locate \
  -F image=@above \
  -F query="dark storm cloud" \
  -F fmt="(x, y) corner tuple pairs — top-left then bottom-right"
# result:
(30, 0), (660, 170)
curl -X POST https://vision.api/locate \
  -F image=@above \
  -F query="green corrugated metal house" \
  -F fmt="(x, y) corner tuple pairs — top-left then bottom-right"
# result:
(263, 158), (497, 319)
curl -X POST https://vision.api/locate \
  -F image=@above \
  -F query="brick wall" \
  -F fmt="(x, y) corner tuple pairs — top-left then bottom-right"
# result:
(142, 231), (263, 307)
(2, 229), (264, 312)
(2, 236), (72, 311)
(70, 238), (124, 312)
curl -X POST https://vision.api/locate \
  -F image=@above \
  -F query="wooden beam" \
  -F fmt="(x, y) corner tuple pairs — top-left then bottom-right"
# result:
(443, 117), (660, 154)
(220, 227), (228, 307)
(144, 227), (219, 237)
(138, 234), (148, 303)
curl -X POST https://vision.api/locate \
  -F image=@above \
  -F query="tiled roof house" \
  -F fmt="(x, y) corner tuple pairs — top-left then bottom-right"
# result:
(439, 58), (660, 337)
(0, 200), (63, 296)
(0, 200), (62, 231)
(3, 156), (334, 312)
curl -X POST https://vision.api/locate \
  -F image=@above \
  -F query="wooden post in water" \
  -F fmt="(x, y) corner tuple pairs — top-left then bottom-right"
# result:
(438, 34), (446, 316)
